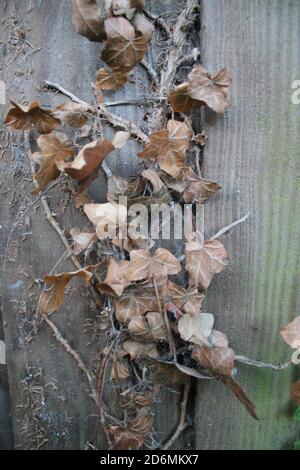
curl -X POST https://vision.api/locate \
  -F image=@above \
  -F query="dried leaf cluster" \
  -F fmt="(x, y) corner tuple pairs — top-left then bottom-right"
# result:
(7, 0), (289, 451)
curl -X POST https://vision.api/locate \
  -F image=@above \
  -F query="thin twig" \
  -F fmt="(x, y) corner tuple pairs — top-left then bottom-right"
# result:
(44, 80), (148, 144)
(210, 212), (251, 241)
(44, 80), (93, 110)
(235, 355), (292, 371)
(43, 315), (97, 403)
(161, 379), (191, 450)
(104, 97), (163, 107)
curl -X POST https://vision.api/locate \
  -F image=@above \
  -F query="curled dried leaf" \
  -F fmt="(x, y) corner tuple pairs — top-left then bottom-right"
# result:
(56, 139), (114, 181)
(32, 133), (74, 193)
(178, 312), (214, 346)
(98, 258), (131, 296)
(192, 344), (235, 376)
(38, 265), (97, 315)
(168, 65), (232, 114)
(121, 339), (158, 360)
(185, 239), (229, 290)
(53, 101), (89, 128)
(72, 0), (105, 42)
(111, 358), (130, 380)
(4, 101), (60, 134)
(84, 202), (127, 240)
(280, 316), (300, 348)
(108, 408), (153, 450)
(138, 120), (192, 178)
(132, 12), (154, 41)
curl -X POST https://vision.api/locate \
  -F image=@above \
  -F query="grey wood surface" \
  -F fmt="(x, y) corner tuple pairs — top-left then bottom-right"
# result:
(197, 0), (300, 450)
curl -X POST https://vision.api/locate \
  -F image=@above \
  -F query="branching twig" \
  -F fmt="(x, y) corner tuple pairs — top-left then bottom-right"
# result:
(44, 80), (93, 110)
(210, 212), (251, 241)
(43, 315), (97, 403)
(235, 355), (292, 371)
(161, 378), (191, 450)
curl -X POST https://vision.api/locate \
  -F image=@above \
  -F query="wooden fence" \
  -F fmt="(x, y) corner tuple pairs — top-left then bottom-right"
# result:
(0, 0), (299, 449)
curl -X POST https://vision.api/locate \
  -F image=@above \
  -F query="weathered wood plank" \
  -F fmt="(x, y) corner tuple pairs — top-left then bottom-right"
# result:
(196, 0), (300, 449)
(0, 0), (192, 449)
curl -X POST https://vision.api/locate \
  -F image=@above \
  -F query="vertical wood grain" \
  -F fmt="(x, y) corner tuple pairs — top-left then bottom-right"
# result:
(196, 0), (300, 449)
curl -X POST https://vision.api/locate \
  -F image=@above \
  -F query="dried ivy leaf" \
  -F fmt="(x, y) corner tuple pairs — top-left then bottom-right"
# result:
(188, 65), (232, 114)
(102, 17), (148, 71)
(178, 313), (214, 346)
(210, 330), (229, 348)
(108, 408), (153, 450)
(192, 344), (235, 376)
(167, 281), (204, 316)
(168, 83), (200, 113)
(168, 65), (232, 114)
(121, 339), (158, 360)
(291, 381), (300, 405)
(84, 202), (127, 239)
(39, 266), (97, 315)
(114, 288), (158, 324)
(110, 0), (145, 20)
(152, 363), (187, 386)
(162, 167), (221, 204)
(138, 120), (192, 178)
(56, 139), (114, 181)
(69, 227), (97, 255)
(95, 67), (128, 91)
(32, 134), (74, 193)
(4, 101), (60, 134)
(72, 0), (105, 42)
(112, 131), (130, 149)
(98, 258), (131, 296)
(128, 311), (167, 342)
(185, 239), (229, 290)
(111, 358), (130, 380)
(53, 101), (89, 128)
(280, 316), (300, 348)
(125, 248), (181, 282)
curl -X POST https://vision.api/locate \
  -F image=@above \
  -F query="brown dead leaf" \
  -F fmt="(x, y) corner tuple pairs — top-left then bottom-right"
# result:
(53, 101), (89, 128)
(152, 362), (187, 386)
(125, 248), (181, 282)
(167, 281), (204, 316)
(108, 408), (153, 450)
(32, 134), (74, 193)
(111, 358), (130, 380)
(121, 339), (158, 360)
(192, 344), (235, 376)
(72, 0), (105, 42)
(114, 287), (158, 324)
(95, 67), (128, 91)
(168, 65), (232, 114)
(97, 258), (131, 296)
(221, 375), (258, 420)
(161, 167), (221, 204)
(56, 139), (114, 181)
(132, 12), (154, 41)
(291, 381), (300, 405)
(4, 101), (60, 134)
(102, 17), (148, 72)
(69, 227), (97, 255)
(138, 120), (192, 178)
(178, 312), (214, 346)
(39, 265), (97, 315)
(185, 239), (229, 290)
(280, 316), (300, 348)
(128, 311), (167, 342)
(188, 65), (232, 114)
(84, 202), (127, 240)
